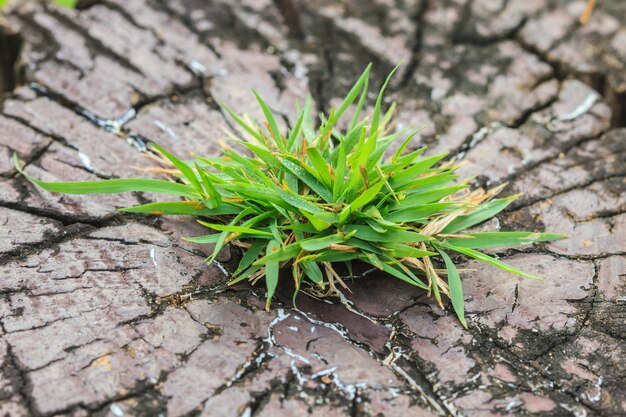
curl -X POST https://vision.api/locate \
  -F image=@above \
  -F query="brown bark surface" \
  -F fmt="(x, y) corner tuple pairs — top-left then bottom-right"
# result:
(1, 0), (625, 416)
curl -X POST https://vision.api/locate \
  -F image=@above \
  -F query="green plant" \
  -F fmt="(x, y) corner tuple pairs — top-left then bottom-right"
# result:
(13, 65), (566, 327)
(0, 0), (76, 9)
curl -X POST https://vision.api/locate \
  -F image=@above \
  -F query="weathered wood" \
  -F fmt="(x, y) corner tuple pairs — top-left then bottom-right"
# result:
(0, 0), (625, 416)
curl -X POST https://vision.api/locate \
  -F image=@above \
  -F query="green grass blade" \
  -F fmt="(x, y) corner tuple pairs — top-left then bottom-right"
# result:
(302, 261), (323, 284)
(369, 64), (399, 142)
(26, 176), (200, 200)
(375, 261), (428, 289)
(53, 0), (77, 7)
(273, 186), (325, 214)
(391, 136), (423, 164)
(333, 139), (347, 201)
(300, 211), (332, 232)
(303, 251), (359, 263)
(198, 221), (274, 237)
(195, 163), (221, 209)
(381, 242), (437, 258)
(15, 152), (200, 198)
(182, 234), (221, 244)
(389, 153), (449, 189)
(254, 241), (302, 265)
(399, 171), (459, 194)
(343, 224), (430, 243)
(265, 239), (281, 310)
(287, 109), (305, 152)
(442, 195), (520, 234)
(222, 103), (264, 142)
(349, 67), (370, 131)
(119, 201), (241, 216)
(279, 157), (333, 203)
(339, 181), (385, 223)
(301, 94), (316, 142)
(253, 90), (285, 151)
(443, 232), (568, 249)
(235, 141), (282, 172)
(441, 243), (544, 281)
(306, 147), (332, 187)
(230, 264), (262, 285)
(153, 144), (203, 194)
(299, 234), (347, 251)
(437, 248), (467, 328)
(391, 185), (466, 210)
(386, 202), (458, 223)
(320, 64), (371, 139)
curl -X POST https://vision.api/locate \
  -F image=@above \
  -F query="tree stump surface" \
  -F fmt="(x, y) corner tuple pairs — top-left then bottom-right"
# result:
(0, 1), (625, 416)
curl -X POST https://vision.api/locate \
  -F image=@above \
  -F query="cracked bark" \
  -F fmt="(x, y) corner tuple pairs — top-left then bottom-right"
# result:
(0, 0), (625, 416)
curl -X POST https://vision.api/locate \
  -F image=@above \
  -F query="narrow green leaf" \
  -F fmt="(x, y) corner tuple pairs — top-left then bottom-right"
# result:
(349, 66), (370, 131)
(382, 242), (437, 258)
(442, 195), (520, 234)
(375, 261), (428, 289)
(301, 94), (316, 142)
(444, 232), (568, 249)
(230, 264), (262, 285)
(235, 141), (282, 172)
(400, 171), (459, 194)
(437, 249), (467, 328)
(441, 243), (544, 281)
(195, 163), (221, 209)
(26, 173), (199, 199)
(391, 185), (466, 210)
(369, 64), (399, 142)
(153, 144), (203, 194)
(53, 0), (77, 7)
(302, 261), (323, 284)
(391, 137), (424, 164)
(345, 237), (382, 254)
(333, 139), (347, 201)
(254, 241), (302, 265)
(182, 234), (221, 244)
(303, 251), (359, 263)
(273, 186), (325, 214)
(222, 104), (264, 142)
(299, 234), (346, 251)
(14, 151), (200, 199)
(306, 147), (332, 187)
(220, 149), (273, 187)
(300, 211), (332, 232)
(287, 109), (305, 152)
(320, 64), (371, 138)
(265, 239), (281, 310)
(119, 201), (240, 216)
(389, 153), (449, 189)
(279, 157), (333, 203)
(339, 181), (385, 223)
(280, 223), (319, 233)
(343, 224), (430, 243)
(253, 90), (285, 151)
(386, 202), (458, 223)
(198, 221), (274, 237)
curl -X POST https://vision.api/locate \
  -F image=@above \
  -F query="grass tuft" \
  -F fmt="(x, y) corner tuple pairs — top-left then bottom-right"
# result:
(13, 65), (566, 327)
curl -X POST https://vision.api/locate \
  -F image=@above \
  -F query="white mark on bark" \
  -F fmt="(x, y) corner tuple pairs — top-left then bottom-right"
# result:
(110, 404), (124, 417)
(188, 60), (207, 76)
(154, 120), (178, 140)
(78, 152), (94, 172)
(557, 92), (599, 121)
(213, 260), (230, 277)
(150, 248), (158, 270)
